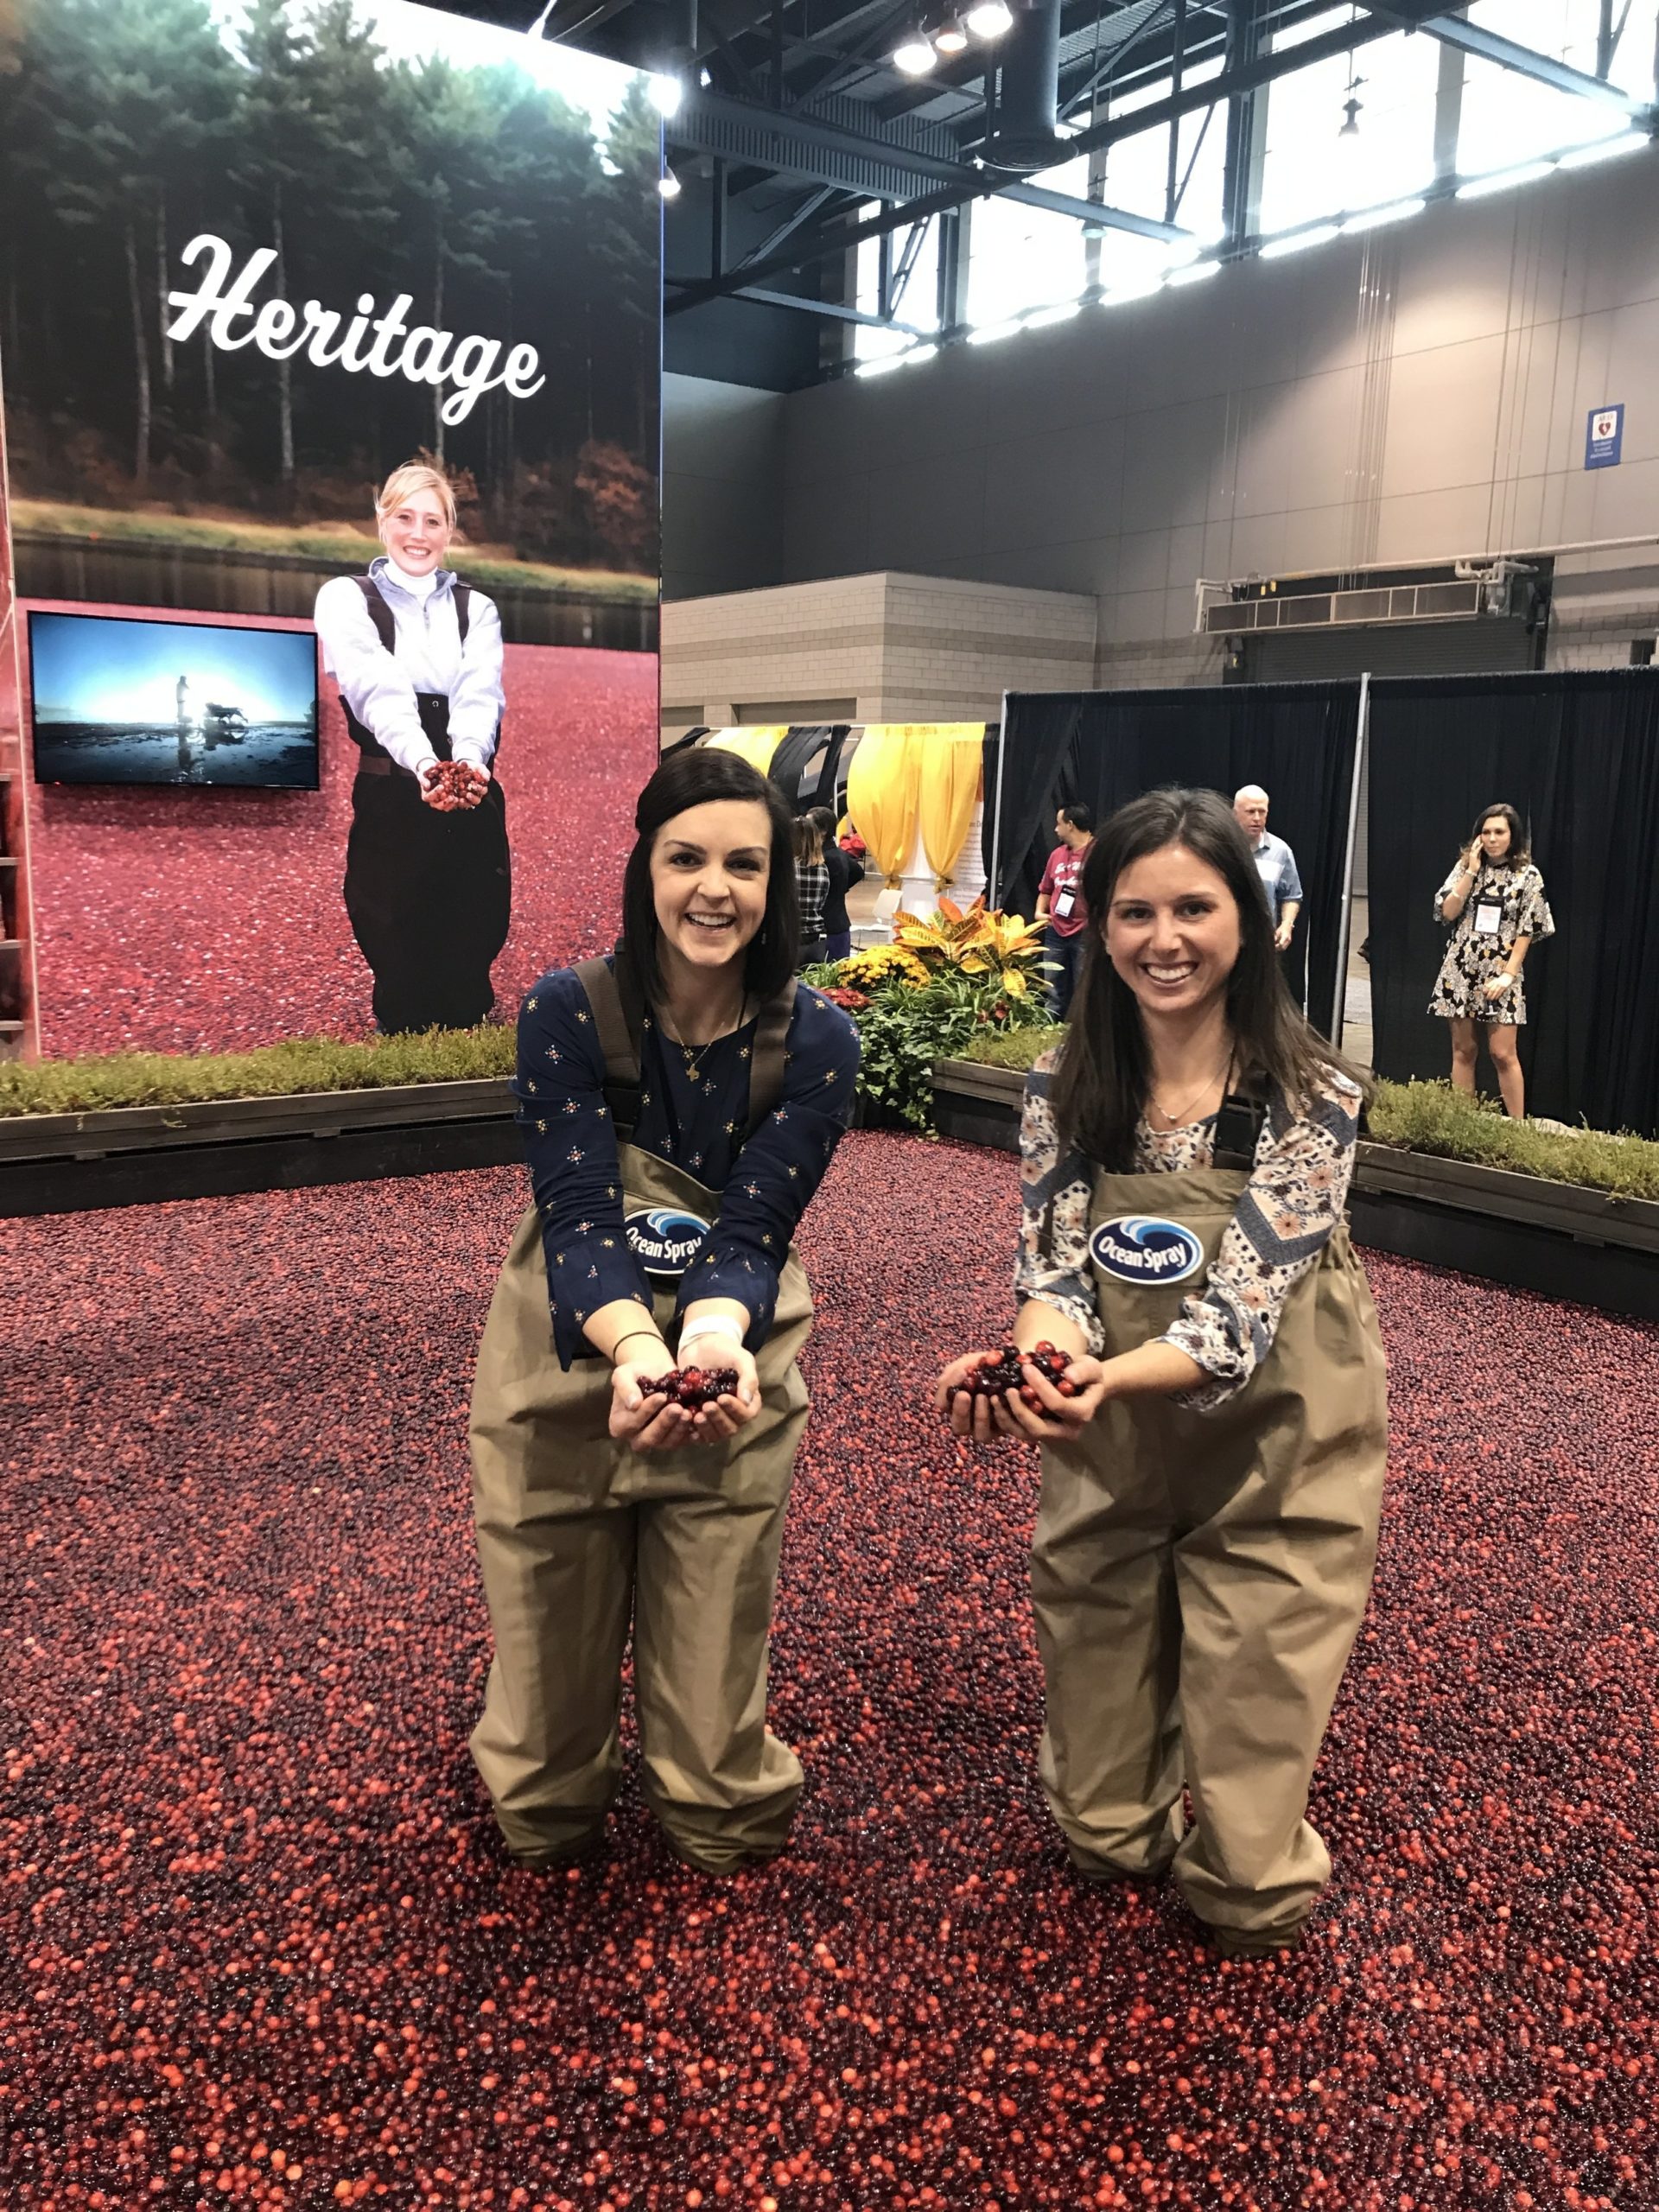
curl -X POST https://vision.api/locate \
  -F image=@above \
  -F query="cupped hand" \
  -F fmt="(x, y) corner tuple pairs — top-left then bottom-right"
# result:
(675, 1342), (763, 1448)
(1010, 1352), (1110, 1439)
(1481, 975), (1511, 1002)
(451, 762), (490, 810)
(610, 1351), (687, 1450)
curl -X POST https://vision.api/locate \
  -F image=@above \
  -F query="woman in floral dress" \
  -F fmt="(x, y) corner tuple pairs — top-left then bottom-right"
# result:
(1429, 802), (1554, 1120)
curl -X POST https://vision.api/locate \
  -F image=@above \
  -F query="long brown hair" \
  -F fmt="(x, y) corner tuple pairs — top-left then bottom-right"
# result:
(1466, 800), (1529, 867)
(1050, 786), (1366, 1169)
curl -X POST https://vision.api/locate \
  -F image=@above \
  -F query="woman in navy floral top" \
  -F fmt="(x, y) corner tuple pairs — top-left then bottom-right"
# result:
(468, 748), (859, 1878)
(516, 938), (857, 1373)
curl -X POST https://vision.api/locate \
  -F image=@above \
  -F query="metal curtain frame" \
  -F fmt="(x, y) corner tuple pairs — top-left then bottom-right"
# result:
(1332, 671), (1370, 1054)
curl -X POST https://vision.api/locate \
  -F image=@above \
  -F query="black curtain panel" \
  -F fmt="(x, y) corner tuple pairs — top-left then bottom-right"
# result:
(997, 683), (1360, 1036)
(1366, 668), (1659, 1137)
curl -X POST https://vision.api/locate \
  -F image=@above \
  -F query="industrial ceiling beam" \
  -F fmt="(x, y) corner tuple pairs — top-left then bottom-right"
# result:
(1354, 4), (1654, 118)
(671, 86), (1192, 238)
(664, 3), (1408, 315)
(725, 283), (933, 332)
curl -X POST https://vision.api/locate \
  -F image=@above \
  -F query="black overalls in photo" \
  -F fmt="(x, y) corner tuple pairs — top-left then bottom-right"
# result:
(340, 575), (511, 1033)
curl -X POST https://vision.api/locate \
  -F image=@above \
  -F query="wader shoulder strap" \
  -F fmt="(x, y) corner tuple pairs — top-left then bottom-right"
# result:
(354, 575), (395, 652)
(1213, 1074), (1271, 1170)
(574, 951), (796, 1142)
(354, 574), (471, 645)
(573, 953), (645, 1139)
(747, 980), (798, 1134)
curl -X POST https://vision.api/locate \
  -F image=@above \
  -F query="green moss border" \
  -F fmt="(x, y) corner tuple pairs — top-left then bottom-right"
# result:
(0, 1027), (515, 1117)
(956, 1032), (1659, 1203)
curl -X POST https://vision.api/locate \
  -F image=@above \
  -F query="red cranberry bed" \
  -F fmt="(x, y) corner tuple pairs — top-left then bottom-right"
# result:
(3, 1134), (1656, 2212)
(19, 609), (657, 1057)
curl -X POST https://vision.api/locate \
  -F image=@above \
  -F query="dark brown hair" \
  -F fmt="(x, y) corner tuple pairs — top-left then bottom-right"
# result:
(1467, 801), (1529, 866)
(1050, 786), (1366, 1169)
(620, 747), (798, 1002)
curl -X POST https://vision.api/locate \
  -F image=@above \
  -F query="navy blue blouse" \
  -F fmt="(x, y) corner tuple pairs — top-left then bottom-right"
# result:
(513, 961), (861, 1367)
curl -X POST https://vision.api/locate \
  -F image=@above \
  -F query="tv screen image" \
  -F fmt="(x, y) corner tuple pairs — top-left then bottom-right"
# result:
(29, 610), (320, 789)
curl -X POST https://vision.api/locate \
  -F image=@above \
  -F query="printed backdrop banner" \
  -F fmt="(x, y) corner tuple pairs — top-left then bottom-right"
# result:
(0, 0), (663, 1058)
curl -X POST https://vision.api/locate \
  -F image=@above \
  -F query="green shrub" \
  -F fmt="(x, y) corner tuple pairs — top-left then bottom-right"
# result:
(0, 1027), (515, 1117)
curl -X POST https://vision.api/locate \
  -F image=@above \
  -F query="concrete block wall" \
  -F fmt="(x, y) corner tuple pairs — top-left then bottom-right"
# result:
(659, 570), (1095, 728)
(663, 150), (1659, 686)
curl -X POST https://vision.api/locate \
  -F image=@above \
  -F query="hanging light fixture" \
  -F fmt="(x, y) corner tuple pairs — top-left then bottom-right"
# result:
(965, 0), (1013, 37)
(892, 19), (939, 73)
(934, 19), (969, 53)
(658, 167), (682, 199)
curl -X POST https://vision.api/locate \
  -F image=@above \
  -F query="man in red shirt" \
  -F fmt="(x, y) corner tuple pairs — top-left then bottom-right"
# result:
(1034, 802), (1095, 1019)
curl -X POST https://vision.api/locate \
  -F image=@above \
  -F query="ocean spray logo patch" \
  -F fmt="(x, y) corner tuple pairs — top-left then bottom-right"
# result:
(1089, 1214), (1205, 1286)
(625, 1206), (711, 1278)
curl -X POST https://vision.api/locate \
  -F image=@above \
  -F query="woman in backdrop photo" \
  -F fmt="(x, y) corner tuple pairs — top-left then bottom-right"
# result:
(313, 461), (510, 1034)
(468, 748), (860, 1875)
(1429, 802), (1554, 1121)
(934, 787), (1387, 1957)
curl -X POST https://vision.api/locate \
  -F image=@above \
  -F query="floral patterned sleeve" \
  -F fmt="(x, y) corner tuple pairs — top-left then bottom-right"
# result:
(1161, 1070), (1362, 1413)
(1433, 864), (1464, 925)
(1515, 865), (1555, 942)
(1013, 1052), (1104, 1357)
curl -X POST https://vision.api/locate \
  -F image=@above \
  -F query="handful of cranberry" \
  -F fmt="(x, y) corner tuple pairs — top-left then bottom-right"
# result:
(650, 1364), (740, 1411)
(954, 1340), (1076, 1411)
(422, 759), (484, 806)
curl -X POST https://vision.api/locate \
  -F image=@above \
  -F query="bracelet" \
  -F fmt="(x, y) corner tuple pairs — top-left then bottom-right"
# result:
(613, 1328), (666, 1362)
(678, 1314), (745, 1354)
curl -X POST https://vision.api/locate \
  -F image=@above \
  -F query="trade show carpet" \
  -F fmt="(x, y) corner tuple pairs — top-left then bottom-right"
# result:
(3, 1134), (1656, 2211)
(22, 621), (658, 1058)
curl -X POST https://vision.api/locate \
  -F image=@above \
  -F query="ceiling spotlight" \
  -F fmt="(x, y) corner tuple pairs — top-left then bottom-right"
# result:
(892, 26), (938, 74)
(934, 20), (969, 53)
(658, 167), (682, 200)
(1338, 94), (1361, 138)
(648, 72), (683, 117)
(965, 0), (1013, 37)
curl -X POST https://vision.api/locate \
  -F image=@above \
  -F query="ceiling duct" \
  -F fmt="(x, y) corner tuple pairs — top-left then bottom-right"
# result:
(985, 0), (1064, 175)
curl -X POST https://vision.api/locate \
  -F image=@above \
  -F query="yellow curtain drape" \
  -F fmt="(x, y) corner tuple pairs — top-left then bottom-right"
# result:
(846, 726), (923, 887)
(917, 728), (986, 893)
(702, 727), (788, 775)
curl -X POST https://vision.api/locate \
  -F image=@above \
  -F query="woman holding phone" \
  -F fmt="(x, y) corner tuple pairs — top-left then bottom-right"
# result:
(1430, 802), (1554, 1120)
(468, 748), (859, 1875)
(934, 787), (1387, 1956)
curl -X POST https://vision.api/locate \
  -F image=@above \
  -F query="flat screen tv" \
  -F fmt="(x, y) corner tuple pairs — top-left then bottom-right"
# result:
(28, 608), (320, 789)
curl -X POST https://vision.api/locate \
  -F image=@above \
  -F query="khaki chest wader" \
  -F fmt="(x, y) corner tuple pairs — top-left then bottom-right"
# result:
(467, 953), (813, 1872)
(340, 575), (510, 1036)
(1029, 1116), (1388, 1944)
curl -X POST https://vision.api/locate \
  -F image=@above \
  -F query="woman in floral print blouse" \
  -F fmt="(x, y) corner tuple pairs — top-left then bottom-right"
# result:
(935, 786), (1388, 1957)
(1429, 801), (1554, 1120)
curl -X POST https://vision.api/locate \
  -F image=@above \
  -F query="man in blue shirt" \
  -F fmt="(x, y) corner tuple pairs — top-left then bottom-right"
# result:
(1233, 785), (1302, 953)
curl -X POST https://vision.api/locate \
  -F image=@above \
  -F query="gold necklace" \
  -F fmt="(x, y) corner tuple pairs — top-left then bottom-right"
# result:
(1149, 1052), (1232, 1129)
(667, 996), (748, 1085)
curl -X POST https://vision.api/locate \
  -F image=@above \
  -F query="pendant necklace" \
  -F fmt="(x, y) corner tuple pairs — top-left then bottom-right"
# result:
(671, 996), (748, 1086)
(1149, 1052), (1233, 1129)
